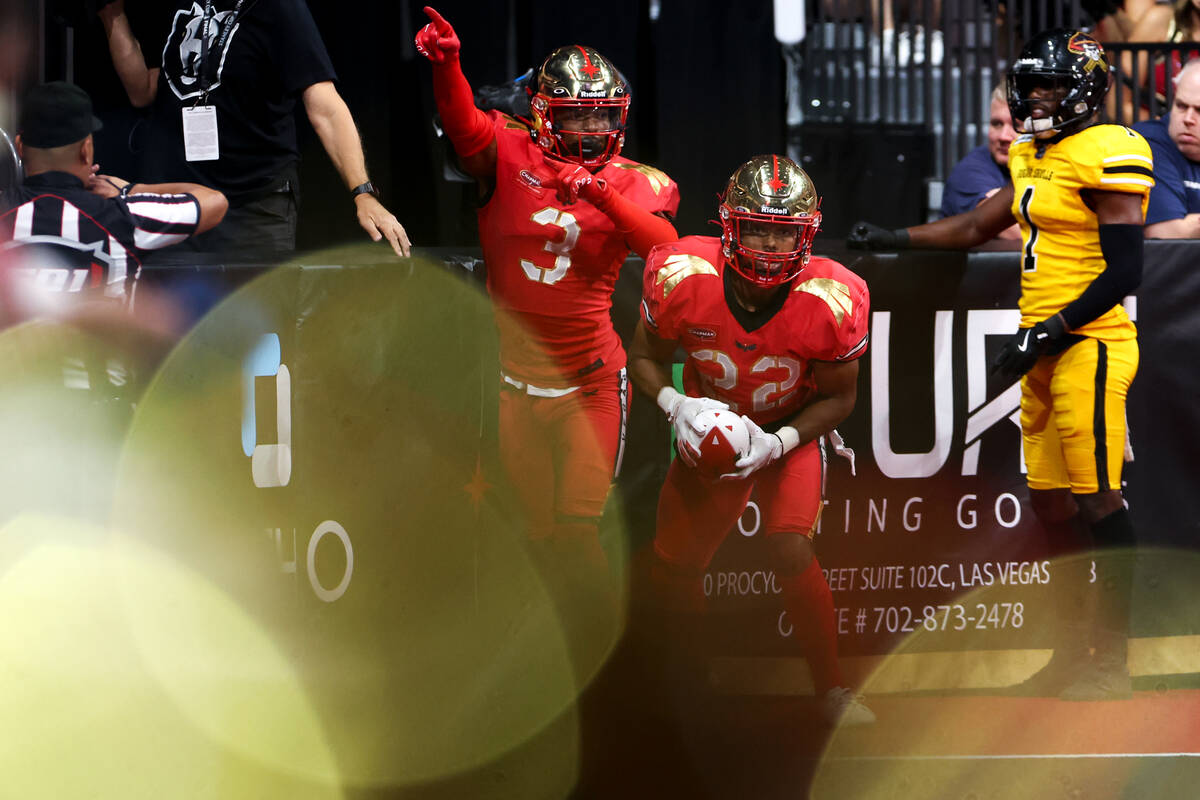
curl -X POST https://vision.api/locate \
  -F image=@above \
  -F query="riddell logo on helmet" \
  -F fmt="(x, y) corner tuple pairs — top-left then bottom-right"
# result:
(759, 206), (789, 215)
(1016, 58), (1043, 68)
(578, 89), (608, 98)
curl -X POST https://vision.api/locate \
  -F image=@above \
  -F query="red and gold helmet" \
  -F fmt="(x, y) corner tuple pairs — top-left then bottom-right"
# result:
(719, 155), (821, 287)
(529, 45), (630, 168)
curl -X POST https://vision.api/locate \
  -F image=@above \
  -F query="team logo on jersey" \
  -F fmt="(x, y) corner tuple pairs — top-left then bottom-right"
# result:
(1067, 32), (1106, 74)
(735, 340), (757, 352)
(655, 253), (718, 300)
(794, 277), (853, 325)
(162, 1), (244, 100)
(517, 169), (545, 188)
(609, 162), (672, 196)
(687, 327), (718, 340)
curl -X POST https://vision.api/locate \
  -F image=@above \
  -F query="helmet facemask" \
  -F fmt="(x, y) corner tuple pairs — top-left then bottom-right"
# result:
(530, 95), (629, 167)
(1008, 72), (1077, 137)
(720, 208), (820, 287)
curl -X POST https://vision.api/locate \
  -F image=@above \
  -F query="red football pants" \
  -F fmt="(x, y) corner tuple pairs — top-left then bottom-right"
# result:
(498, 368), (629, 541)
(653, 438), (824, 570)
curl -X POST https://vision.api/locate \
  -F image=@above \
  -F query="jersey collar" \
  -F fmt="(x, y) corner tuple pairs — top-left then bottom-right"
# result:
(23, 170), (86, 190)
(723, 266), (790, 333)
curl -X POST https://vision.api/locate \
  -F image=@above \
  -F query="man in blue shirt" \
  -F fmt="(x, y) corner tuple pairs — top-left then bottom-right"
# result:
(1134, 59), (1200, 239)
(940, 84), (1020, 239)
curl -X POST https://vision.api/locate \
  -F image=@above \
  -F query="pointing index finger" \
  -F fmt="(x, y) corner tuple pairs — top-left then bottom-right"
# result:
(423, 6), (451, 32)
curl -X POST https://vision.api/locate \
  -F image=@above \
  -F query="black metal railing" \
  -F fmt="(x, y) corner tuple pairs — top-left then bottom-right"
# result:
(792, 0), (1138, 181)
(1106, 42), (1200, 125)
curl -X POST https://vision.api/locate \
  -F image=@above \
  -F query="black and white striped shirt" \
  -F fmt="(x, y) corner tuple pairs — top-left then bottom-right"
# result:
(0, 171), (201, 303)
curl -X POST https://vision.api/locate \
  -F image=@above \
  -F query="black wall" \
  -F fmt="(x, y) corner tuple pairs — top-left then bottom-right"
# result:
(52, 0), (785, 249)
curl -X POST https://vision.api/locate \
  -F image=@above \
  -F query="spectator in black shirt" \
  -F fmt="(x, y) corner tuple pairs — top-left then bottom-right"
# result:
(1, 81), (227, 314)
(98, 0), (410, 257)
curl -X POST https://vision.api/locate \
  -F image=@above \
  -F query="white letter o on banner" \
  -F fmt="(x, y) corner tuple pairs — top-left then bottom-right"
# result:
(738, 501), (761, 537)
(995, 493), (1021, 529)
(307, 520), (354, 602)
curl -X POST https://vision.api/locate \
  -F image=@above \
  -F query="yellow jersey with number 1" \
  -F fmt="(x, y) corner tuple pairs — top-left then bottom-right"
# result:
(1007, 123), (1153, 341)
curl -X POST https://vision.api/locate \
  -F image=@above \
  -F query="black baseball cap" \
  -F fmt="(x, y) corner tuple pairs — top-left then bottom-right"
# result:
(18, 82), (103, 148)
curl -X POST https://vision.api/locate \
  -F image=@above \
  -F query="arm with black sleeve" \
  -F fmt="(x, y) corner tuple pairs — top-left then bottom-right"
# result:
(992, 190), (1144, 379)
(1059, 222), (1142, 330)
(414, 6), (497, 178)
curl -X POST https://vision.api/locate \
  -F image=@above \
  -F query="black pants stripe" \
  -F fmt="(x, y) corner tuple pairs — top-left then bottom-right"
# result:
(1092, 340), (1110, 492)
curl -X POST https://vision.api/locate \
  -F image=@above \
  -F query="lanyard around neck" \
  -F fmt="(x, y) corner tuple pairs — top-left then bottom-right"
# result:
(198, 0), (247, 100)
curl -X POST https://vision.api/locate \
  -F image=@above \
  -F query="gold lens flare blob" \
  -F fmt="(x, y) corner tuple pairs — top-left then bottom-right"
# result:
(0, 514), (343, 799)
(107, 244), (628, 792)
(0, 320), (138, 527)
(811, 548), (1200, 799)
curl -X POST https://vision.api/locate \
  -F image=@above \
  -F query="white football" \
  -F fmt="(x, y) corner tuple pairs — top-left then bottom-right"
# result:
(680, 408), (751, 478)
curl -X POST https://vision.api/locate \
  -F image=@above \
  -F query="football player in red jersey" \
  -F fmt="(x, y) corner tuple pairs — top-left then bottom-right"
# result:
(628, 155), (874, 726)
(415, 7), (679, 669)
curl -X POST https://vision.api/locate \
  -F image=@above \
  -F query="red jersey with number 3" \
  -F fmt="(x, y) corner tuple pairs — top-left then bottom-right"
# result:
(478, 111), (680, 388)
(641, 236), (869, 428)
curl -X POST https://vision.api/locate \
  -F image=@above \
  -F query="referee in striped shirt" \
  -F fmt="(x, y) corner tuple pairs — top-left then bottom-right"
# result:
(1, 82), (227, 309)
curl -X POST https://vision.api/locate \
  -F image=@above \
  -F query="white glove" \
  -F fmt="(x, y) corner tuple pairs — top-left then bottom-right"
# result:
(657, 387), (728, 467)
(722, 417), (800, 480)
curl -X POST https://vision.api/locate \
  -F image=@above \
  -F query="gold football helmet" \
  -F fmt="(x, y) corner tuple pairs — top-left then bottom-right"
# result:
(529, 45), (630, 168)
(719, 155), (821, 287)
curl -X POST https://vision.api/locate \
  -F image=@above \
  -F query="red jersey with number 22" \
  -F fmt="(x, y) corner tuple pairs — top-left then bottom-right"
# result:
(641, 236), (869, 428)
(478, 111), (680, 388)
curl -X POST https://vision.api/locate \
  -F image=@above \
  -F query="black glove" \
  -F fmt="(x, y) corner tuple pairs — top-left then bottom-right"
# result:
(991, 315), (1068, 380)
(847, 221), (910, 251)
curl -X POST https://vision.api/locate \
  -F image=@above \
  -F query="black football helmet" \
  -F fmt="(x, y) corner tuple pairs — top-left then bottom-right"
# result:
(1007, 29), (1110, 138)
(529, 45), (630, 168)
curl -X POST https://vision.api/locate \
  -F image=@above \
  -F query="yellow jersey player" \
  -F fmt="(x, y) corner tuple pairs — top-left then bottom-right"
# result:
(847, 29), (1150, 701)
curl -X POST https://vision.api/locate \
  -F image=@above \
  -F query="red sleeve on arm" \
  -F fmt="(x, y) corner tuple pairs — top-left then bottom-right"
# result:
(431, 58), (494, 158)
(640, 244), (677, 338)
(592, 187), (678, 260)
(827, 270), (871, 361)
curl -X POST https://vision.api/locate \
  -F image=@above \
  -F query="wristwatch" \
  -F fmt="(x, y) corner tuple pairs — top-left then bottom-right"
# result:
(351, 181), (380, 199)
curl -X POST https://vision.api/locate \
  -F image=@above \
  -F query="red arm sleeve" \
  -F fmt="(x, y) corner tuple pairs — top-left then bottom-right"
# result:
(592, 185), (678, 260)
(431, 58), (494, 158)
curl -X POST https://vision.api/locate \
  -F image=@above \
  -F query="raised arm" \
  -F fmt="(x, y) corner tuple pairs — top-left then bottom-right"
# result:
(414, 6), (498, 179)
(98, 0), (159, 108)
(302, 81), (411, 257)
